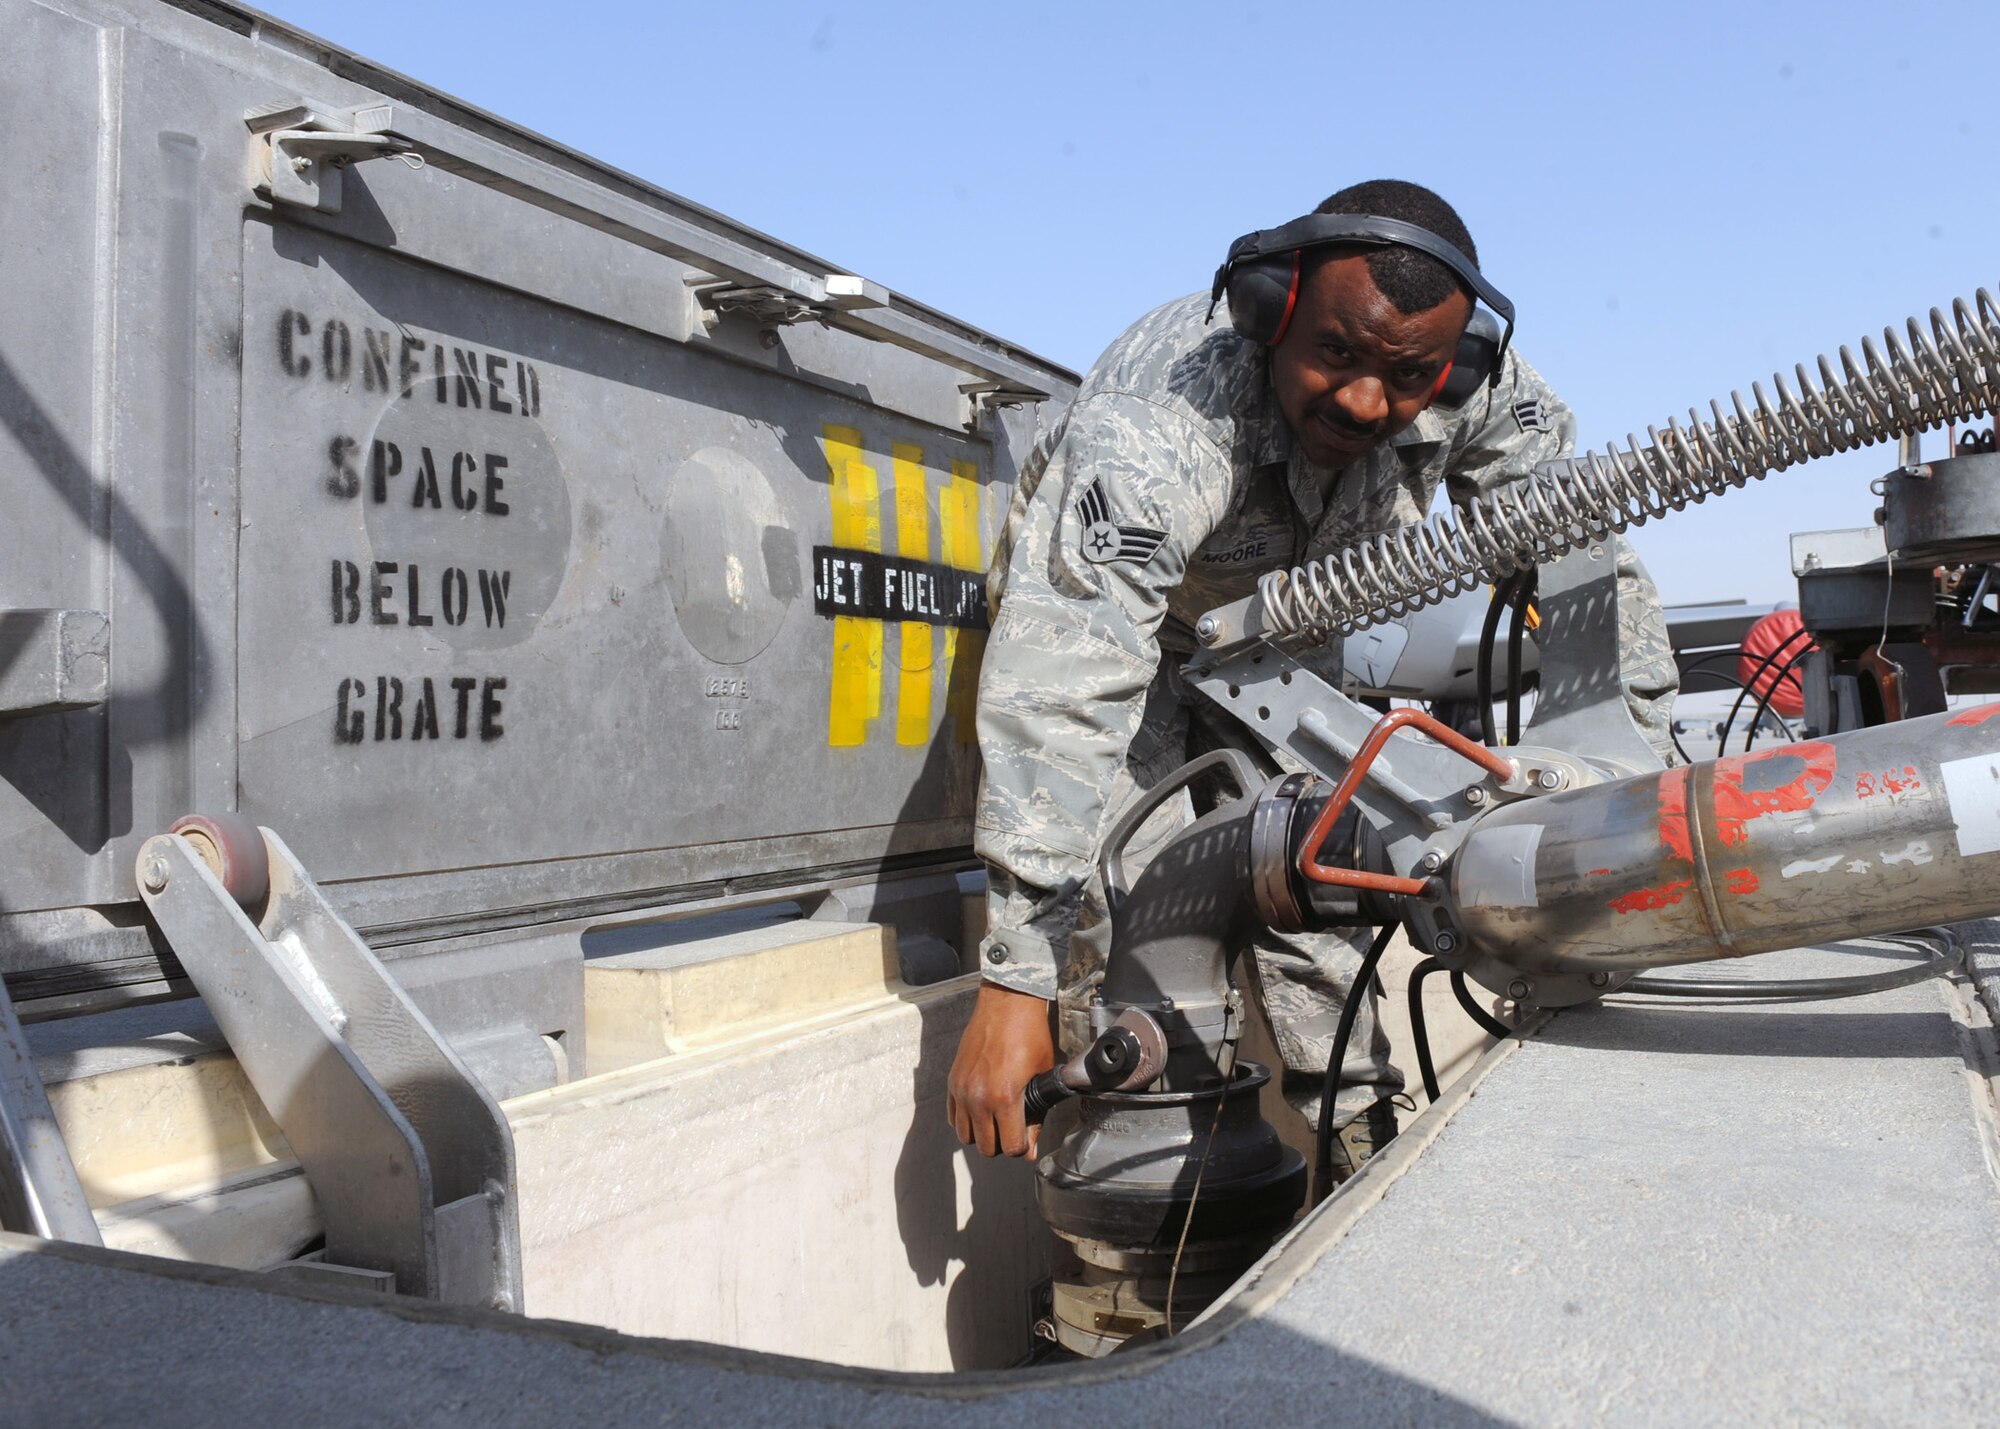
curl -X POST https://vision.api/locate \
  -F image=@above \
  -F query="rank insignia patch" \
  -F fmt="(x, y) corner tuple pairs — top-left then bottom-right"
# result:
(1076, 479), (1168, 565)
(1511, 398), (1553, 434)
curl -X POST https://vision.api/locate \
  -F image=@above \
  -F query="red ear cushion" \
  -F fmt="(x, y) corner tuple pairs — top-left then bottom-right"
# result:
(1428, 360), (1455, 401)
(1269, 252), (1302, 346)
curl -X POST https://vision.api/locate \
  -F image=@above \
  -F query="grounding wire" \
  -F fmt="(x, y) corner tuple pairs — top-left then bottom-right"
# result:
(1163, 997), (1238, 1338)
(1255, 288), (2000, 642)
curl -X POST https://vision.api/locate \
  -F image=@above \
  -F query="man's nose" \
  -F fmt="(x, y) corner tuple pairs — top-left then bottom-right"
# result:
(1334, 376), (1389, 427)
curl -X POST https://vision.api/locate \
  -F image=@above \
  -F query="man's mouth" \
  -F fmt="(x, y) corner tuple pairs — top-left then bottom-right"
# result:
(1314, 411), (1381, 453)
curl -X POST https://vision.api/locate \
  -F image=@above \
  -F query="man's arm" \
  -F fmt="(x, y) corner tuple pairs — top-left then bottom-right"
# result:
(947, 390), (1230, 1157)
(1442, 352), (1681, 762)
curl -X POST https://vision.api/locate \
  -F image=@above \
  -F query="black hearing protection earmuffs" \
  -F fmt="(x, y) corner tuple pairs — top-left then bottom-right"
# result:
(1208, 214), (1515, 409)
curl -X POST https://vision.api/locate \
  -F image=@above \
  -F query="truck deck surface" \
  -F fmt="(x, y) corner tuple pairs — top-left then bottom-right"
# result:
(7, 928), (1994, 1425)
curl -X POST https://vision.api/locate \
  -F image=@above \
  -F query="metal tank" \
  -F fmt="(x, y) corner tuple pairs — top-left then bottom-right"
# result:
(1, 0), (1076, 1089)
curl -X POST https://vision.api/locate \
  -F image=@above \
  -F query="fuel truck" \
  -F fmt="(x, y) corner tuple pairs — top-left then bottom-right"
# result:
(6, 2), (2000, 1422)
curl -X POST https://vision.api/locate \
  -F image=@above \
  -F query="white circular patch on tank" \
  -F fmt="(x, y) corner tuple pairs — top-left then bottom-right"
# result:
(658, 445), (798, 665)
(361, 406), (572, 652)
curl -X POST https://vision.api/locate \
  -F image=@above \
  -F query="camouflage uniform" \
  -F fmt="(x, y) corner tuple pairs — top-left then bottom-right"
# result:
(973, 291), (1679, 1123)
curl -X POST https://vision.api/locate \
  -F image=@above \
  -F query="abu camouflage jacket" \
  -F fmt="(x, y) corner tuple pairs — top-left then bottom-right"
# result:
(972, 291), (1679, 997)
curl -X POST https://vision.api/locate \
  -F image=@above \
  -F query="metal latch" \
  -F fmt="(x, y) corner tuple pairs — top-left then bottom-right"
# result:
(695, 271), (889, 328)
(959, 380), (1050, 432)
(247, 101), (421, 214)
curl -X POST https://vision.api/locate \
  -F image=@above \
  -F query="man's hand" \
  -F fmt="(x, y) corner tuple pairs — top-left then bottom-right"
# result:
(946, 982), (1056, 1159)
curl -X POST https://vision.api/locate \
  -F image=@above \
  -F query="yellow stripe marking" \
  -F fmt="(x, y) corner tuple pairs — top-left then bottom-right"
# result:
(892, 442), (933, 746)
(825, 425), (882, 747)
(940, 459), (985, 744)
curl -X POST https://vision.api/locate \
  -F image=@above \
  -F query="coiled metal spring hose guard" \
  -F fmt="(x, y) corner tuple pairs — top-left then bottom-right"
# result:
(1256, 288), (2000, 641)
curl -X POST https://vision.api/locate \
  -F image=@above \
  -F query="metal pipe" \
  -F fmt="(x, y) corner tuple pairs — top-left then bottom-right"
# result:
(1449, 703), (2000, 973)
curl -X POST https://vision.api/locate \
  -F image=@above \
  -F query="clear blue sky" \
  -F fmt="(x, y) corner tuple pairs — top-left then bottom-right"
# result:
(259, 0), (1996, 608)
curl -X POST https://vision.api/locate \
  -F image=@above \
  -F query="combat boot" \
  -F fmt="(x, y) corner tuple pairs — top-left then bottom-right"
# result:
(1325, 1095), (1401, 1185)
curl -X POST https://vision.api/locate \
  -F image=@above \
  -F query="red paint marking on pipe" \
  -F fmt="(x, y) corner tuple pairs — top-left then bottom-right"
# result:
(1856, 766), (1924, 799)
(1724, 867), (1760, 895)
(1658, 767), (1694, 862)
(1611, 879), (1693, 914)
(1708, 742), (1837, 848)
(1587, 868), (1613, 876)
(1947, 703), (2000, 727)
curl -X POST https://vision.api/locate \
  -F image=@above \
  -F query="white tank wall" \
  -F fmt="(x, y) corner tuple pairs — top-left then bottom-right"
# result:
(41, 918), (1052, 1373)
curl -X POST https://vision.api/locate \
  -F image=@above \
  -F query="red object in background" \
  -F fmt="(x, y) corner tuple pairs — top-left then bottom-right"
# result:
(1738, 608), (1815, 718)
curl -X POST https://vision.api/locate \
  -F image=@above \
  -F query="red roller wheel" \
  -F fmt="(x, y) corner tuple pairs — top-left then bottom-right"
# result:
(169, 813), (270, 911)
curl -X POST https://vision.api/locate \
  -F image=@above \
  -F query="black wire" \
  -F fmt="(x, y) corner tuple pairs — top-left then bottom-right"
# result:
(1451, 970), (1512, 1040)
(1718, 626), (1814, 753)
(1505, 570), (1536, 746)
(1618, 928), (1961, 1001)
(1718, 624), (1813, 750)
(1665, 671), (1761, 764)
(1475, 574), (1517, 748)
(1407, 957), (1444, 1103)
(1679, 649), (1752, 676)
(1312, 921), (1399, 1205)
(1743, 646), (1814, 749)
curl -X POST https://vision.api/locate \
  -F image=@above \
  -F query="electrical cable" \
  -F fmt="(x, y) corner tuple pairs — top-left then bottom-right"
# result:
(1406, 957), (1445, 1103)
(1717, 625), (1814, 753)
(1743, 646), (1814, 749)
(1505, 569), (1535, 746)
(1312, 921), (1400, 1206)
(1451, 969), (1513, 1040)
(1475, 572), (1518, 747)
(1254, 287), (2000, 641)
(1617, 927), (1961, 1001)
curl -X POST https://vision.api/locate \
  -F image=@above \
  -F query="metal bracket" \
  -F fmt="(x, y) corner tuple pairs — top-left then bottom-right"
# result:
(696, 271), (890, 329)
(1519, 542), (1665, 779)
(136, 825), (522, 1310)
(958, 379), (1050, 431)
(0, 975), (99, 1245)
(247, 101), (418, 214)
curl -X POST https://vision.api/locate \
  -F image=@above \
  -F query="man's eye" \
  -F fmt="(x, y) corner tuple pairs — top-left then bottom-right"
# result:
(1395, 367), (1432, 387)
(1321, 343), (1351, 361)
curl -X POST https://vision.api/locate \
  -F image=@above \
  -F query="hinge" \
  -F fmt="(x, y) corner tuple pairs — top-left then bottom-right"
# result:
(246, 100), (421, 214)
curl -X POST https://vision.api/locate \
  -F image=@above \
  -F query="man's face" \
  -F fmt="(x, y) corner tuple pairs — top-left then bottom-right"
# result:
(1269, 252), (1471, 469)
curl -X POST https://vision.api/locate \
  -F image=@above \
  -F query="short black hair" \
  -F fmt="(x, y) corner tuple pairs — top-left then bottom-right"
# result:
(1313, 179), (1478, 315)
